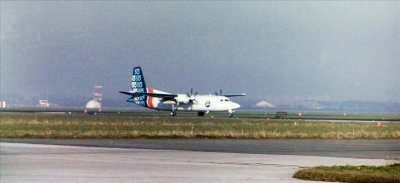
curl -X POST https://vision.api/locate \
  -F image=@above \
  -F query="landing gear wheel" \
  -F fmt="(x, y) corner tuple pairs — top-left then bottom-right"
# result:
(170, 111), (177, 116)
(228, 109), (234, 118)
(198, 111), (205, 117)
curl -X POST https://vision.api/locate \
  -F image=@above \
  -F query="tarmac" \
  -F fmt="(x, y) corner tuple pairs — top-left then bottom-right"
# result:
(1, 142), (398, 183)
(2, 139), (399, 159)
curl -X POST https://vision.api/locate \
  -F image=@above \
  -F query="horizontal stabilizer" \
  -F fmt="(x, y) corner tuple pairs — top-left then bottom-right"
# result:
(119, 91), (135, 95)
(119, 91), (177, 98)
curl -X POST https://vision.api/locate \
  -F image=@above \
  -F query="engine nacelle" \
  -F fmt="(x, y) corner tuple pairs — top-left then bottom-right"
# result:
(175, 94), (190, 104)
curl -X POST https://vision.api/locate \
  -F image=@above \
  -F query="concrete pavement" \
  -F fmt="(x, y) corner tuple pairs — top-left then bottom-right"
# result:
(1, 143), (397, 183)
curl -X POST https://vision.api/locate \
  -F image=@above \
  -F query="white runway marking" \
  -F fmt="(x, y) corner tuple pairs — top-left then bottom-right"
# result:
(0, 143), (397, 183)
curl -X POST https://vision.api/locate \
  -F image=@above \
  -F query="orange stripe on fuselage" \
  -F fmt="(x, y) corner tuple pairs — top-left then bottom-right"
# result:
(147, 87), (154, 109)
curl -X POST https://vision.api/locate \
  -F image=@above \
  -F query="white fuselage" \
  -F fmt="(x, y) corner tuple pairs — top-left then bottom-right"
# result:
(147, 91), (240, 112)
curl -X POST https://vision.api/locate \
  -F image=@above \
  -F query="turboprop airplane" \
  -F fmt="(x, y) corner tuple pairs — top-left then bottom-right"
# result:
(120, 67), (245, 117)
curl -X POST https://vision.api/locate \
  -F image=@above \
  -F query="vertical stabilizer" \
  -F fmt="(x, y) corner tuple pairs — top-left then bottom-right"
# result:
(128, 66), (148, 107)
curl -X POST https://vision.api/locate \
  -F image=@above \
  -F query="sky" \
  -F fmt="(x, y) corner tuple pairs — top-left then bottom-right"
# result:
(1, 1), (399, 106)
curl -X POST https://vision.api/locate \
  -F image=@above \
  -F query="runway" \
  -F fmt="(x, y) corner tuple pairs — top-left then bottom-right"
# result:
(2, 139), (399, 159)
(1, 143), (397, 183)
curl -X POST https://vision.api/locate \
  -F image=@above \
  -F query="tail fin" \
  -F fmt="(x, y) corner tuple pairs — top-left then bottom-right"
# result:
(128, 66), (148, 107)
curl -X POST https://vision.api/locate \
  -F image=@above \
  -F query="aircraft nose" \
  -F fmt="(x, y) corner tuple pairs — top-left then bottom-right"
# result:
(231, 102), (240, 110)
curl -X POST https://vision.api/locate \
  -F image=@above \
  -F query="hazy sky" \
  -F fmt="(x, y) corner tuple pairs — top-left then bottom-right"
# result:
(1, 1), (399, 105)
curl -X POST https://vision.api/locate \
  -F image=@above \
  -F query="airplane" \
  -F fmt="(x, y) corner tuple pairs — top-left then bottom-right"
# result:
(120, 66), (245, 117)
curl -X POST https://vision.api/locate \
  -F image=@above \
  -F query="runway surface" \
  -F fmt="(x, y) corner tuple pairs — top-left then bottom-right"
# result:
(1, 139), (399, 159)
(1, 143), (397, 183)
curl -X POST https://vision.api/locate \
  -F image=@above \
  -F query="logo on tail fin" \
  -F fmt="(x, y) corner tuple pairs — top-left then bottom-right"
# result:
(129, 67), (148, 107)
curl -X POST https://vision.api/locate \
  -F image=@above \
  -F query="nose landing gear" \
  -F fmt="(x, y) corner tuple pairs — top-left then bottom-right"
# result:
(228, 109), (234, 118)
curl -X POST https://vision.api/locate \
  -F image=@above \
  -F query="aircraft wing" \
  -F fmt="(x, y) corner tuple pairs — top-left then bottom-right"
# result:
(223, 93), (246, 97)
(119, 91), (177, 98)
(140, 92), (178, 98)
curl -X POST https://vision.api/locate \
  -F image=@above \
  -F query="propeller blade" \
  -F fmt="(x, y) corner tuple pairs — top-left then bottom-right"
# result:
(219, 89), (222, 95)
(194, 92), (198, 96)
(190, 88), (193, 95)
(215, 91), (218, 96)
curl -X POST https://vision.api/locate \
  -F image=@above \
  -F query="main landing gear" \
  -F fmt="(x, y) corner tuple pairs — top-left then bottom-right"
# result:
(170, 104), (177, 117)
(197, 111), (205, 116)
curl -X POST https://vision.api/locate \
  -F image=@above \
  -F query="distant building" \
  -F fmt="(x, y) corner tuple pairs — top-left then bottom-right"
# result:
(93, 85), (103, 102)
(0, 101), (6, 108)
(85, 85), (103, 115)
(39, 100), (50, 107)
(85, 100), (102, 115)
(255, 101), (275, 108)
(275, 112), (288, 119)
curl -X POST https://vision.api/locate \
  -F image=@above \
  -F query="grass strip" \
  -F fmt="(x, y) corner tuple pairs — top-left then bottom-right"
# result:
(293, 164), (400, 183)
(1, 113), (400, 139)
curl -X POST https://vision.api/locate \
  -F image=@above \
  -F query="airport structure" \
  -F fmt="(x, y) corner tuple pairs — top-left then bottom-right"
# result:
(93, 86), (103, 102)
(39, 100), (50, 107)
(85, 85), (103, 114)
(0, 101), (6, 108)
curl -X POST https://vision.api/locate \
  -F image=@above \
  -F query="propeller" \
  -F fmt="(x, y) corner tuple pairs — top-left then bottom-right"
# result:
(214, 89), (223, 96)
(186, 88), (198, 103)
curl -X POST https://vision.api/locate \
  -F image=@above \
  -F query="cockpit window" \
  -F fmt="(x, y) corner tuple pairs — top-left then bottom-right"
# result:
(225, 99), (229, 101)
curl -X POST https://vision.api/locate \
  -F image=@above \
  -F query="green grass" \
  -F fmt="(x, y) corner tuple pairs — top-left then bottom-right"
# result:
(235, 111), (400, 121)
(293, 164), (400, 183)
(0, 112), (399, 139)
